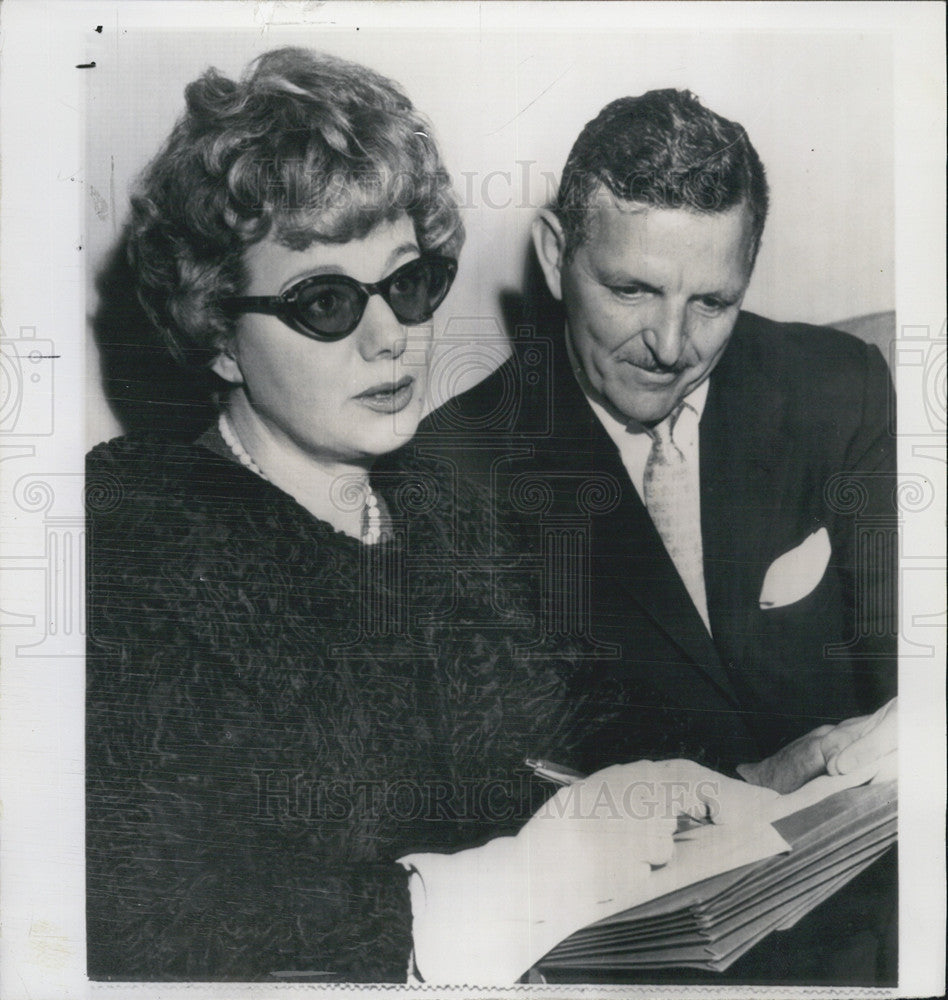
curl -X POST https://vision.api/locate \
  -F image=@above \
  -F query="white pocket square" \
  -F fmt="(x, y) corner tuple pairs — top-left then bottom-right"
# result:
(759, 527), (831, 609)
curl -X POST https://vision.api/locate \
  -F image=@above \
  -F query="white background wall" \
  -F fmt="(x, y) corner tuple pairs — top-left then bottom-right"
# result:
(84, 23), (895, 446)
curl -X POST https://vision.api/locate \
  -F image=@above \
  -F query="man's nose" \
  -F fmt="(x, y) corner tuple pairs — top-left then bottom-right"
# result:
(357, 294), (407, 361)
(642, 304), (687, 368)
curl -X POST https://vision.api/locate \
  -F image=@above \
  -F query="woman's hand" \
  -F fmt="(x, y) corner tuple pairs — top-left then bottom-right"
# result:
(400, 758), (779, 984)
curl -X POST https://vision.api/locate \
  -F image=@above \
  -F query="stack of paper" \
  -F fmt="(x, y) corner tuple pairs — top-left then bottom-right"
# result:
(538, 779), (896, 973)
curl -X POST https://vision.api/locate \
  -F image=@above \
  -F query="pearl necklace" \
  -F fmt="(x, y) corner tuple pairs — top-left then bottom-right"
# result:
(219, 412), (268, 480)
(218, 412), (382, 545)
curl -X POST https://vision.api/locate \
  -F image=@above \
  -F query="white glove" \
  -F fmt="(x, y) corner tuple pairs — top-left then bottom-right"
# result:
(399, 758), (777, 984)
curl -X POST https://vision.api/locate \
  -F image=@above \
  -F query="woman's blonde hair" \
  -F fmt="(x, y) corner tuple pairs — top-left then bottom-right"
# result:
(128, 47), (464, 366)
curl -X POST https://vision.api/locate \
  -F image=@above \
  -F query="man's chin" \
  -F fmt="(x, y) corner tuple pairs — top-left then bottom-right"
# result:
(604, 385), (683, 427)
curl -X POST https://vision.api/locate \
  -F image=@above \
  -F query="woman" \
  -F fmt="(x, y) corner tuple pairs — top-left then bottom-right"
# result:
(86, 47), (750, 984)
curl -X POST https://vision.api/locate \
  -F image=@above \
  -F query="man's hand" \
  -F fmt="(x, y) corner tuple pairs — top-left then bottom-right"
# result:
(738, 698), (897, 794)
(821, 697), (897, 778)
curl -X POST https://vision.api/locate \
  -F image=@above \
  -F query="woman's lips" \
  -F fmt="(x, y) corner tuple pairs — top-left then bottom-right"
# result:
(355, 376), (415, 413)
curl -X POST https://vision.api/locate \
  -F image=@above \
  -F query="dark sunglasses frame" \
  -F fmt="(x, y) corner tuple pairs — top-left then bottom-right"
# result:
(221, 253), (458, 342)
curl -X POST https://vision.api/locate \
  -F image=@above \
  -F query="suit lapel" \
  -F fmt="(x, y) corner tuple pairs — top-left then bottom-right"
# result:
(701, 317), (791, 641)
(540, 329), (741, 705)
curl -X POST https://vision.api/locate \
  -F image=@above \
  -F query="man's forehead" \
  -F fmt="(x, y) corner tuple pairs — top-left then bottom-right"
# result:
(584, 186), (749, 231)
(579, 190), (756, 277)
(585, 186), (649, 224)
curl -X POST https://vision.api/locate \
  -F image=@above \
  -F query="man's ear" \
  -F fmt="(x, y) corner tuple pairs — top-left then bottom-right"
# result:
(209, 342), (244, 385)
(531, 209), (567, 302)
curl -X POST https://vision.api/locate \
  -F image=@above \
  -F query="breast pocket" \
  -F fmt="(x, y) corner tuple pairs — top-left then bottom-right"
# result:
(758, 526), (831, 610)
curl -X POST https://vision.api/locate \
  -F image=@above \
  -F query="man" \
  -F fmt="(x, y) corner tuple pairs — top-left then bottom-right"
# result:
(420, 90), (897, 983)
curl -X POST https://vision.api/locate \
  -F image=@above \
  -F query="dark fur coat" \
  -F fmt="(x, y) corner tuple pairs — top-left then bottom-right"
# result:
(86, 435), (605, 982)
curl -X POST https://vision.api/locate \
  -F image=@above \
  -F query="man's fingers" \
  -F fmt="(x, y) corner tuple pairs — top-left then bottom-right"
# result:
(824, 699), (898, 775)
(819, 714), (873, 763)
(829, 724), (898, 775)
(870, 751), (898, 785)
(740, 701), (898, 790)
(736, 761), (762, 784)
(737, 732), (828, 793)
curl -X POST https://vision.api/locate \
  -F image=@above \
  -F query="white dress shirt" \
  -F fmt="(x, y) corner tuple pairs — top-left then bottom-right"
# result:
(567, 334), (712, 632)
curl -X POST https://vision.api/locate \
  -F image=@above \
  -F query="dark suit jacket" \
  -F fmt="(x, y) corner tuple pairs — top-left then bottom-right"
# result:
(418, 310), (897, 775)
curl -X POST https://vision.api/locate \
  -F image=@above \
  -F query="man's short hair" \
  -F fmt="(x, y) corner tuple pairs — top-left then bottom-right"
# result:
(555, 89), (769, 261)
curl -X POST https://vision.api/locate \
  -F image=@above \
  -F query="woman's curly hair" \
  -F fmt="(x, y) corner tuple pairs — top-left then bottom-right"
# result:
(128, 47), (465, 367)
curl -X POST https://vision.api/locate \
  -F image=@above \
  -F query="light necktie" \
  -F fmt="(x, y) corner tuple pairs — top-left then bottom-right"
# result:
(643, 404), (712, 633)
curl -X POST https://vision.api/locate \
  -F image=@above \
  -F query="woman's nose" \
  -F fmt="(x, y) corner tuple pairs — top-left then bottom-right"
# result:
(357, 294), (407, 360)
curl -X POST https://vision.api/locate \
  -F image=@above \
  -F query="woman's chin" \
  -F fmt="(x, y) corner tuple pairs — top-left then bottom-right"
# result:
(365, 405), (425, 455)
(346, 420), (422, 462)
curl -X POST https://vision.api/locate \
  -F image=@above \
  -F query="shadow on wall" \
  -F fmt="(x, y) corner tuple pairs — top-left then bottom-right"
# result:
(497, 241), (561, 356)
(91, 229), (220, 441)
(832, 312), (896, 373)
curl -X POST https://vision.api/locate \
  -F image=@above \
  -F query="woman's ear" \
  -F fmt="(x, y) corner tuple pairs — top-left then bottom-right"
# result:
(531, 209), (567, 302)
(209, 342), (244, 385)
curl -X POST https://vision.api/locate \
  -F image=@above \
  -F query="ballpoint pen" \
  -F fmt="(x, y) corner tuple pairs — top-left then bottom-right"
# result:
(524, 757), (587, 786)
(524, 757), (712, 834)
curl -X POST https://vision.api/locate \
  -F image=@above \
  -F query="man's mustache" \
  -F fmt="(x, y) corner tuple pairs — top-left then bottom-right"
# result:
(615, 353), (688, 375)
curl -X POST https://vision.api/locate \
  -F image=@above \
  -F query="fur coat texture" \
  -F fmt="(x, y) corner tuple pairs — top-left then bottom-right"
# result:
(86, 434), (606, 982)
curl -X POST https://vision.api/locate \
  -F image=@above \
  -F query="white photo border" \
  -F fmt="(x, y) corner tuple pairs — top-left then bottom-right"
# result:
(1, 3), (944, 999)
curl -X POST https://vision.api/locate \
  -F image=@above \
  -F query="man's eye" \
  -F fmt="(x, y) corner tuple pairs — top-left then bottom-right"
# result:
(609, 284), (648, 300)
(696, 296), (730, 314)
